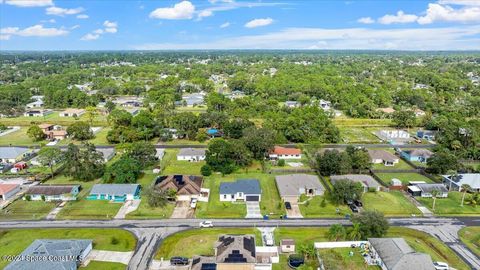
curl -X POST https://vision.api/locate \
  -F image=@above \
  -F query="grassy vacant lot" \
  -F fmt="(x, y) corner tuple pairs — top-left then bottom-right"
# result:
(0, 112), (108, 127)
(0, 200), (56, 220)
(155, 228), (262, 259)
(81, 261), (127, 270)
(0, 228), (136, 269)
(387, 227), (469, 270)
(319, 247), (380, 270)
(375, 172), (435, 185)
(362, 191), (421, 216)
(195, 172), (285, 219)
(417, 192), (480, 216)
(299, 195), (352, 218)
(338, 127), (381, 143)
(0, 126), (44, 146)
(161, 149), (205, 175)
(332, 118), (392, 127)
(458, 227), (480, 257)
(57, 199), (123, 220)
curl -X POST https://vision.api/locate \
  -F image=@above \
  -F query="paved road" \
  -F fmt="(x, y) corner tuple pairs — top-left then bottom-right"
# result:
(0, 217), (478, 270)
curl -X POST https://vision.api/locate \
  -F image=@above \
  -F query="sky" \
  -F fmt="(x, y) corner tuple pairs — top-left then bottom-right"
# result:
(1, 0), (480, 50)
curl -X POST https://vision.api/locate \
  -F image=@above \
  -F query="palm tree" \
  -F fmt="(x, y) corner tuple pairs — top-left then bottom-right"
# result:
(326, 224), (346, 241)
(299, 242), (316, 260)
(460, 184), (471, 207)
(465, 192), (479, 207)
(348, 223), (362, 241)
(431, 190), (439, 212)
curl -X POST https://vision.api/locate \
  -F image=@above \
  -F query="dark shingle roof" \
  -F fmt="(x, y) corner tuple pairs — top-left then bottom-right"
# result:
(26, 185), (79, 196)
(219, 179), (261, 195)
(90, 184), (140, 196)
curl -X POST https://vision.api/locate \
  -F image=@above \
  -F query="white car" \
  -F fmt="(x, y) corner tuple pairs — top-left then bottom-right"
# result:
(433, 262), (449, 270)
(190, 198), (198, 209)
(199, 221), (214, 228)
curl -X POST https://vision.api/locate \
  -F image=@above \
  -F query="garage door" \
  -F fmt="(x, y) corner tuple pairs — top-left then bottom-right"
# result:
(246, 195), (259, 201)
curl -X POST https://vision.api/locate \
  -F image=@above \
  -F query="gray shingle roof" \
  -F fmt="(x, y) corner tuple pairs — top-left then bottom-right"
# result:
(403, 149), (433, 158)
(5, 239), (92, 270)
(416, 183), (448, 193)
(275, 174), (324, 197)
(330, 174), (381, 189)
(90, 184), (140, 196)
(368, 149), (398, 162)
(178, 148), (206, 157)
(0, 147), (30, 159)
(26, 185), (79, 196)
(369, 238), (435, 270)
(219, 179), (261, 195)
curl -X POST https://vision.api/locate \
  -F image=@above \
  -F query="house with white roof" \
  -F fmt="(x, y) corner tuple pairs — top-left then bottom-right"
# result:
(442, 173), (480, 192)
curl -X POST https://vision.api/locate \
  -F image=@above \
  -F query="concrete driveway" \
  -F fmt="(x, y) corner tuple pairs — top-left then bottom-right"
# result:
(245, 201), (262, 218)
(115, 199), (141, 219)
(84, 249), (133, 265)
(171, 201), (194, 218)
(285, 199), (303, 218)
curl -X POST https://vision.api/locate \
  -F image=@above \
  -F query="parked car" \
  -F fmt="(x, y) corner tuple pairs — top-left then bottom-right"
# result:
(170, 256), (189, 266)
(349, 204), (359, 213)
(433, 262), (449, 270)
(190, 198), (198, 209)
(285, 201), (292, 210)
(288, 254), (304, 268)
(264, 234), (274, 246)
(199, 220), (214, 228)
(354, 200), (363, 207)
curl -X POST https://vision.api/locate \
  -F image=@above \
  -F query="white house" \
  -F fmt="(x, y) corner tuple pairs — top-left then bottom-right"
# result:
(0, 184), (20, 200)
(442, 173), (480, 192)
(177, 148), (206, 162)
(59, 108), (86, 117)
(319, 99), (331, 111)
(25, 185), (80, 201)
(219, 179), (262, 202)
(23, 109), (53, 117)
(269, 146), (302, 160)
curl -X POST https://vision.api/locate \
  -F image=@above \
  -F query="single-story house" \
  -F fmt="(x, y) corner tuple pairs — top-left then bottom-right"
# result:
(177, 148), (206, 162)
(219, 179), (262, 202)
(181, 93), (205, 107)
(43, 127), (68, 140)
(26, 100), (44, 109)
(280, 239), (295, 253)
(0, 184), (20, 200)
(377, 130), (411, 141)
(407, 183), (448, 198)
(318, 99), (331, 110)
(87, 184), (141, 202)
(275, 174), (325, 202)
(155, 148), (165, 160)
(330, 174), (382, 192)
(59, 108), (86, 117)
(416, 130), (436, 141)
(400, 149), (433, 163)
(154, 175), (204, 201)
(23, 109), (52, 117)
(113, 96), (144, 107)
(5, 239), (93, 270)
(0, 147), (32, 163)
(285, 101), (300, 108)
(96, 147), (116, 162)
(442, 173), (480, 192)
(215, 235), (256, 270)
(25, 185), (80, 201)
(269, 146), (302, 160)
(368, 238), (435, 270)
(368, 150), (399, 166)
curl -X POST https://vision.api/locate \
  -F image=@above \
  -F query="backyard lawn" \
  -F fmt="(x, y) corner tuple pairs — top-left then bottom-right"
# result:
(371, 158), (414, 171)
(161, 149), (205, 175)
(195, 172), (285, 219)
(362, 191), (421, 216)
(375, 172), (435, 185)
(0, 200), (56, 220)
(0, 228), (136, 269)
(458, 227), (480, 258)
(155, 228), (262, 259)
(319, 247), (381, 270)
(417, 192), (480, 216)
(298, 195), (352, 218)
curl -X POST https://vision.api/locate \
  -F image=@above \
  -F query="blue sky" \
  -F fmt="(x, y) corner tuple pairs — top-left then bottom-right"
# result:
(1, 0), (480, 50)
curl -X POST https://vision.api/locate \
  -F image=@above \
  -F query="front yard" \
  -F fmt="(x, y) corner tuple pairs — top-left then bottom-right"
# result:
(0, 200), (56, 220)
(416, 192), (480, 216)
(299, 195), (351, 218)
(362, 191), (421, 216)
(56, 199), (123, 220)
(374, 172), (435, 185)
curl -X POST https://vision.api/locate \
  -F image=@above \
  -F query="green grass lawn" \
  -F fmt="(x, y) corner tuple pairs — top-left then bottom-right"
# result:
(458, 227), (480, 258)
(0, 127), (45, 146)
(161, 149), (205, 175)
(81, 261), (127, 270)
(372, 159), (414, 170)
(0, 200), (56, 220)
(319, 247), (380, 270)
(338, 127), (381, 143)
(155, 228), (262, 260)
(161, 139), (206, 145)
(333, 118), (392, 127)
(375, 172), (435, 185)
(195, 172), (285, 219)
(0, 112), (109, 127)
(299, 195), (352, 218)
(417, 192), (480, 216)
(56, 199), (122, 220)
(362, 191), (421, 216)
(0, 228), (136, 269)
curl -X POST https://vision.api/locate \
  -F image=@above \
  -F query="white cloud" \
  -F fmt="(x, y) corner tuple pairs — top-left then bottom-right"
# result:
(103, 20), (117, 28)
(378, 11), (418, 24)
(417, 3), (480, 24)
(2, 0), (52, 7)
(438, 0), (480, 6)
(357, 17), (374, 24)
(149, 1), (195, 20)
(196, 1), (283, 20)
(80, 33), (99, 41)
(46, 6), (84, 16)
(104, 27), (117, 33)
(133, 25), (480, 50)
(0, 24), (68, 38)
(220, 22), (230, 28)
(77, 14), (89, 19)
(93, 29), (103, 34)
(245, 18), (273, 28)
(198, 9), (213, 19)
